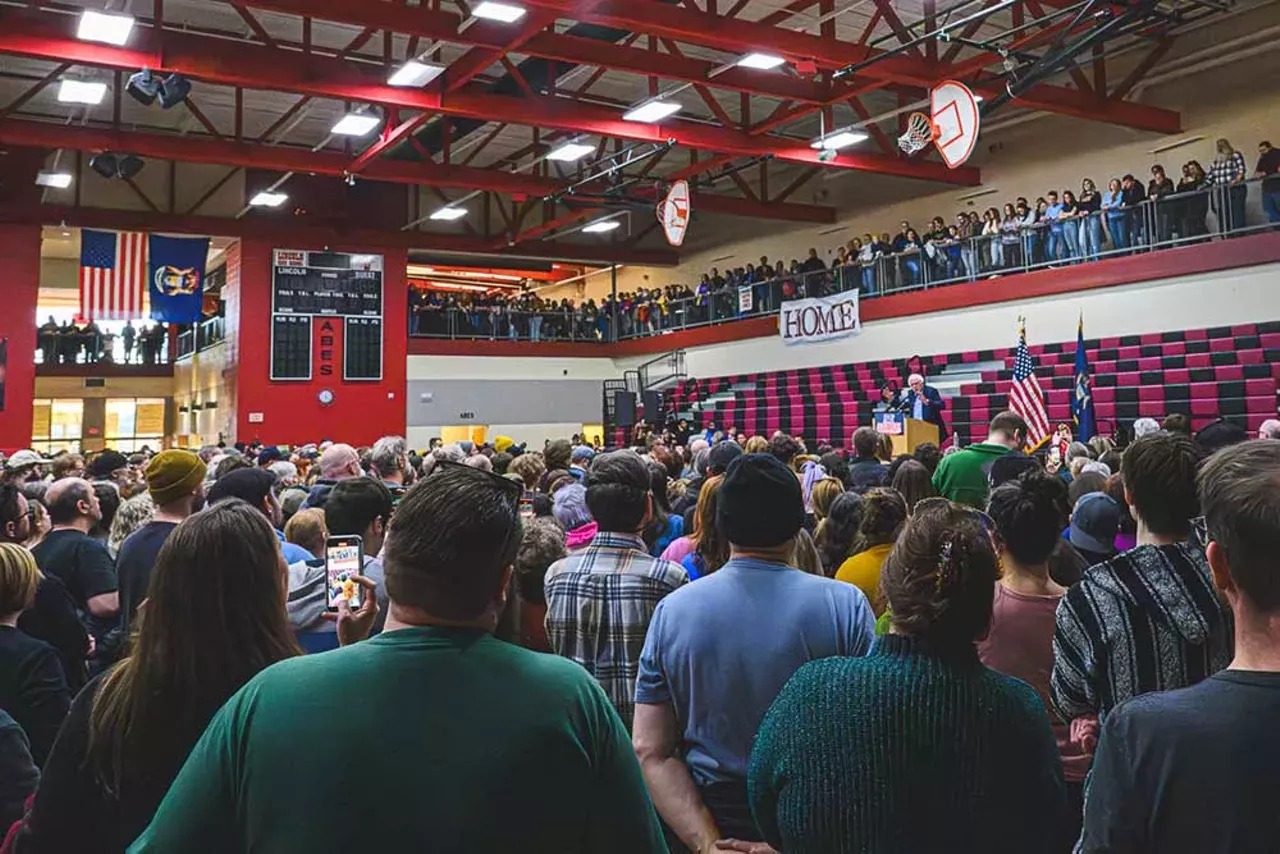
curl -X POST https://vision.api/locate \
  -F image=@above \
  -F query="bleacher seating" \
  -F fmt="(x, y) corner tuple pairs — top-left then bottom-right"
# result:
(664, 321), (1280, 448)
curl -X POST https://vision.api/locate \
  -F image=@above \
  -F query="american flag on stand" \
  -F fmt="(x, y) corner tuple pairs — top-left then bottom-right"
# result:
(80, 229), (148, 321)
(1009, 323), (1051, 449)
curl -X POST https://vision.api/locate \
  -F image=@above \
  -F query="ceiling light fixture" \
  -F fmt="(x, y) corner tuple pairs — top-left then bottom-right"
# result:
(58, 79), (108, 105)
(546, 142), (596, 162)
(387, 60), (446, 88)
(250, 191), (289, 207)
(622, 100), (682, 123)
(811, 130), (869, 150)
(737, 52), (786, 70)
(35, 171), (73, 189)
(583, 220), (622, 233)
(331, 113), (381, 136)
(473, 1), (527, 22)
(77, 10), (135, 46)
(429, 206), (468, 221)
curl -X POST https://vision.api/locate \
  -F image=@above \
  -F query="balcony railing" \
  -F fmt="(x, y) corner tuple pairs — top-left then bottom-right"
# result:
(175, 316), (226, 360)
(35, 328), (173, 366)
(408, 179), (1277, 343)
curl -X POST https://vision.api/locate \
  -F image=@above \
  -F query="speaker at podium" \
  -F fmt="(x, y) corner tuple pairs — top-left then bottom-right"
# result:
(874, 412), (940, 457)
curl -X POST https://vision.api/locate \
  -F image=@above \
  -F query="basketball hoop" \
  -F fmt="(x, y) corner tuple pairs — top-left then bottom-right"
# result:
(896, 80), (981, 169)
(898, 112), (937, 155)
(657, 180), (691, 247)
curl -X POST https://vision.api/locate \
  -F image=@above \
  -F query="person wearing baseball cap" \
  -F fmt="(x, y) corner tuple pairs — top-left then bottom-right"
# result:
(88, 450), (131, 486)
(1068, 491), (1121, 567)
(116, 450), (207, 636)
(633, 454), (876, 851)
(2, 450), (51, 485)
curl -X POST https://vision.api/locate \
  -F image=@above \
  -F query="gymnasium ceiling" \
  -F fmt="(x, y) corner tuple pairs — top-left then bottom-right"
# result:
(0, 0), (1241, 266)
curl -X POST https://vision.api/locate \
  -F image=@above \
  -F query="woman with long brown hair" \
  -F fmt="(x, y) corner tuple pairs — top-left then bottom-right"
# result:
(12, 500), (304, 854)
(681, 475), (729, 581)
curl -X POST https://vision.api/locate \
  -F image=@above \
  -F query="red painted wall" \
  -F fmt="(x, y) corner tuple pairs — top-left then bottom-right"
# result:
(226, 238), (407, 447)
(0, 224), (41, 453)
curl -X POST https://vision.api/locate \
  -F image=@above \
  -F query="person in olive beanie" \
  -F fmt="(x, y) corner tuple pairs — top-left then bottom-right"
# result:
(117, 450), (207, 637)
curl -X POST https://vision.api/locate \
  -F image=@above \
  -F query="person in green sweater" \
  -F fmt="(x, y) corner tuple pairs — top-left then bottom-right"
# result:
(746, 497), (1066, 854)
(932, 411), (1030, 508)
(129, 466), (668, 854)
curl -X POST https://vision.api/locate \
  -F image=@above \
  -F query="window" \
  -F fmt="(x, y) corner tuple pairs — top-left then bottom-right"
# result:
(31, 399), (84, 454)
(105, 398), (165, 452)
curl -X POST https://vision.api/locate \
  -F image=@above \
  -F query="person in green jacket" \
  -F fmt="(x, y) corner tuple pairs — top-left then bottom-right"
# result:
(129, 466), (668, 854)
(931, 411), (1030, 508)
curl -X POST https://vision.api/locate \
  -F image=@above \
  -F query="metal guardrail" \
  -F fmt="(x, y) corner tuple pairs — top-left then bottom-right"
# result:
(410, 179), (1274, 344)
(175, 316), (226, 360)
(35, 329), (173, 366)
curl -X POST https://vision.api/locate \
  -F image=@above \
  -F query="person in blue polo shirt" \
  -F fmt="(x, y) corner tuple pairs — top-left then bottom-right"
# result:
(632, 453), (876, 853)
(1043, 190), (1065, 263)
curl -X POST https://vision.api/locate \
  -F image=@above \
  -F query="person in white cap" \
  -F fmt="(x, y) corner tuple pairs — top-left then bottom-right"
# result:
(2, 451), (51, 486)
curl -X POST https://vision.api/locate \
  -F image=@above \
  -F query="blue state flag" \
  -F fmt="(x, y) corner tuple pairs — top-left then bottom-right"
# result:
(1072, 316), (1096, 442)
(148, 234), (209, 323)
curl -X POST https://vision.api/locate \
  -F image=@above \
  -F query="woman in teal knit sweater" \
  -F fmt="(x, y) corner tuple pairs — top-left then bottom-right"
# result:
(747, 499), (1066, 854)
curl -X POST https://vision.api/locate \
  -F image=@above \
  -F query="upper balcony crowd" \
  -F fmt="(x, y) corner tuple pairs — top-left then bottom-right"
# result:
(409, 139), (1280, 343)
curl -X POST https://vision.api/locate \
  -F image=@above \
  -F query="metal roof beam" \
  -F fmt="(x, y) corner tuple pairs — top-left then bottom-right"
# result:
(0, 15), (980, 185)
(0, 116), (839, 223)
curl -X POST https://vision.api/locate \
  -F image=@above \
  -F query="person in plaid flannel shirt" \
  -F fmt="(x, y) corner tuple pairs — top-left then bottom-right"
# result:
(543, 450), (688, 729)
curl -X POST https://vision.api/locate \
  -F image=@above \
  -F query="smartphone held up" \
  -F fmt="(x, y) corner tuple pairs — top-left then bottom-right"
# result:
(325, 535), (364, 612)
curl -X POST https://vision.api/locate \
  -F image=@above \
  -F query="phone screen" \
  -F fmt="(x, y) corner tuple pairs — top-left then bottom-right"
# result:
(325, 538), (363, 611)
(519, 499), (534, 520)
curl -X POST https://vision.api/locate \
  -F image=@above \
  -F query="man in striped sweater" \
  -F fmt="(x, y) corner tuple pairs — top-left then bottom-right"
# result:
(1051, 432), (1233, 722)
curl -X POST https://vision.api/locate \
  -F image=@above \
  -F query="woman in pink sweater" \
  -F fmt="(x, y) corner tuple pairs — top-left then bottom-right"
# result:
(978, 468), (1093, 849)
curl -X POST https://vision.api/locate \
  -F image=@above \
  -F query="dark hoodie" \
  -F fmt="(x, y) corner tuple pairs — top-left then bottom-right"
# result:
(1051, 542), (1233, 720)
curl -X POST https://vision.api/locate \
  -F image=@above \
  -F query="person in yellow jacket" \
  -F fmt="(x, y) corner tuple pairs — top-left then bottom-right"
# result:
(835, 488), (908, 614)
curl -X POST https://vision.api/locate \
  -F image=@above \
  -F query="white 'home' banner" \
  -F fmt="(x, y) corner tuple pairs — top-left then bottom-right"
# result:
(778, 291), (861, 344)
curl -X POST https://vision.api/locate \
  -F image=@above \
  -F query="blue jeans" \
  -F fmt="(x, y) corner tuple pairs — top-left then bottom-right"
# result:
(1061, 222), (1080, 261)
(1265, 190), (1280, 224)
(1047, 226), (1063, 261)
(861, 266), (876, 296)
(1108, 214), (1128, 251)
(528, 316), (542, 341)
(902, 258), (920, 285)
(1081, 215), (1103, 260)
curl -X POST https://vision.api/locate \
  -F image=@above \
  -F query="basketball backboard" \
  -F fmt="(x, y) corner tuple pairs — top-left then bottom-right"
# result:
(930, 80), (980, 169)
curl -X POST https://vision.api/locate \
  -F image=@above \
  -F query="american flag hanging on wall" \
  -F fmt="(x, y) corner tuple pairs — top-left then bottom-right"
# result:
(80, 229), (148, 321)
(1009, 322), (1051, 450)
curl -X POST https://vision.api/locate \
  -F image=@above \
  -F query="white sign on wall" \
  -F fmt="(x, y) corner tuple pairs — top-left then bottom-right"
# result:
(778, 291), (861, 345)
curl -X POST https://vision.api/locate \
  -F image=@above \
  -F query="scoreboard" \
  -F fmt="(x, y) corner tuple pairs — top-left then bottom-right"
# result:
(270, 250), (384, 381)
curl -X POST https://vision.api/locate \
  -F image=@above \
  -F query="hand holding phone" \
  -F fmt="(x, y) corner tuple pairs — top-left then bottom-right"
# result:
(325, 535), (364, 613)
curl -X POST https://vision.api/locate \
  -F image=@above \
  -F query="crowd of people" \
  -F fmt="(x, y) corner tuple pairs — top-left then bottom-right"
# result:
(408, 139), (1280, 343)
(0, 406), (1277, 852)
(35, 319), (170, 367)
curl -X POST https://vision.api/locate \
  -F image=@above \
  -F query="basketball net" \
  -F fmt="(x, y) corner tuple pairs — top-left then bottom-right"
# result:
(898, 112), (937, 155)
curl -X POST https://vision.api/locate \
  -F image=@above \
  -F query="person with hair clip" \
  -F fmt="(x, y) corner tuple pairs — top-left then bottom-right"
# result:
(747, 498), (1066, 854)
(835, 488), (908, 613)
(979, 470), (1092, 849)
(9, 500), (325, 854)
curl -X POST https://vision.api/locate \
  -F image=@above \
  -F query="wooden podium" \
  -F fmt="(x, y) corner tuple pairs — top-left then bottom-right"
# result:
(873, 412), (940, 456)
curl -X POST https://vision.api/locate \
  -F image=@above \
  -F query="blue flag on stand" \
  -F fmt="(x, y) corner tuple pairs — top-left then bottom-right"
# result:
(148, 234), (209, 323)
(1072, 315), (1096, 442)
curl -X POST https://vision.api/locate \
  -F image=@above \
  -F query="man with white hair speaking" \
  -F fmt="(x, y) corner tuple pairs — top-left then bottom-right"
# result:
(896, 372), (947, 440)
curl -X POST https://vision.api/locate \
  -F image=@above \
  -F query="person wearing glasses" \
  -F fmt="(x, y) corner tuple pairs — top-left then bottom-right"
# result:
(1051, 432), (1233, 728)
(748, 498), (1065, 854)
(1082, 440), (1280, 853)
(130, 467), (668, 854)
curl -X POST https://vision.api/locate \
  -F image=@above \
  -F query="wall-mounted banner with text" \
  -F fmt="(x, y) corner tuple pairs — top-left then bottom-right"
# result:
(778, 291), (861, 345)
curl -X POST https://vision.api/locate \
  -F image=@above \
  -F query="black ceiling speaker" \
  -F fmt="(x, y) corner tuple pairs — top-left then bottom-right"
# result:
(126, 69), (160, 106)
(157, 73), (191, 109)
(89, 152), (146, 180)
